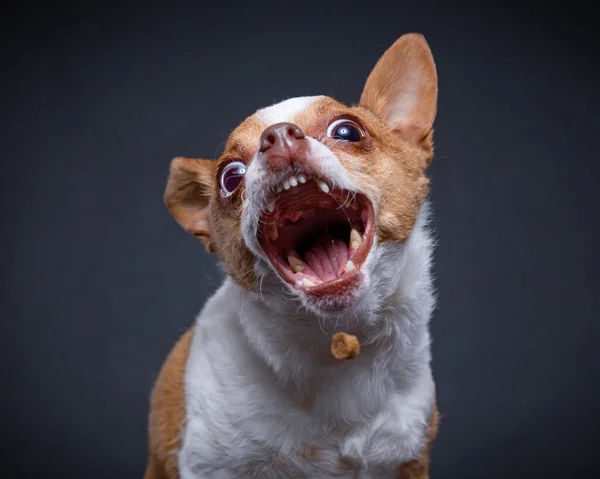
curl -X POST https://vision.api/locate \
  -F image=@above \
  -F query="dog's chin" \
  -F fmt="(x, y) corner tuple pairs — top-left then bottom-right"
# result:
(295, 269), (368, 316)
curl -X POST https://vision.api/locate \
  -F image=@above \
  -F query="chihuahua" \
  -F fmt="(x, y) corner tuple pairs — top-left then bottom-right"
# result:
(145, 33), (440, 479)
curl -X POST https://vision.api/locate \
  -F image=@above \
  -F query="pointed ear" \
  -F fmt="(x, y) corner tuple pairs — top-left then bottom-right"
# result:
(360, 33), (438, 153)
(164, 157), (218, 253)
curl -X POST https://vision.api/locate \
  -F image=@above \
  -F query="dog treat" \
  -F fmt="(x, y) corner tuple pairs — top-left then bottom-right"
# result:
(331, 332), (360, 360)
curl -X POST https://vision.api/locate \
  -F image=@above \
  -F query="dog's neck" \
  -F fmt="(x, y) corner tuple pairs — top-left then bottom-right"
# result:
(230, 205), (435, 402)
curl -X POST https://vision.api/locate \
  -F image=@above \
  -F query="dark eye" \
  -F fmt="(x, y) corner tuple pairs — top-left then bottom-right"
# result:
(327, 119), (364, 142)
(219, 161), (246, 196)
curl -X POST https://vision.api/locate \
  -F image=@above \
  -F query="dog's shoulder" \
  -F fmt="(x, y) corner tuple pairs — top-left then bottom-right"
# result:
(145, 327), (194, 479)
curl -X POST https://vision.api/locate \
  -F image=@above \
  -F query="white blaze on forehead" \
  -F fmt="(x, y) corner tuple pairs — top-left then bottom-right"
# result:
(256, 96), (323, 126)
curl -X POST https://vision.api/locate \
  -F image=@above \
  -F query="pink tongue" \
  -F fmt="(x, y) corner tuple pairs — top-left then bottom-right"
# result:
(303, 234), (349, 282)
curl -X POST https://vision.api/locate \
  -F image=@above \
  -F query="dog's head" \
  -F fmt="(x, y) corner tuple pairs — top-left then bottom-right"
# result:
(165, 34), (437, 317)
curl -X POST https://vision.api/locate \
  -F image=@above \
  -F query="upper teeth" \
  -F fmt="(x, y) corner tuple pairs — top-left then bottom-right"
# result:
(278, 175), (301, 191)
(316, 180), (329, 194)
(272, 176), (329, 193)
(267, 176), (331, 212)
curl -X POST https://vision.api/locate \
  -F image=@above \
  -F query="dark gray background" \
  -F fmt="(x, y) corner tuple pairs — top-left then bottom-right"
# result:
(2, 1), (599, 478)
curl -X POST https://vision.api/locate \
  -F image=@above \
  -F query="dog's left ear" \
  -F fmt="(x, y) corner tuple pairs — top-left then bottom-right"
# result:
(164, 157), (217, 253)
(360, 33), (438, 155)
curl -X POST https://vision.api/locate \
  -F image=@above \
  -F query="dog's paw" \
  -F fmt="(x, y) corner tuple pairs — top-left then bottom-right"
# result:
(339, 392), (430, 469)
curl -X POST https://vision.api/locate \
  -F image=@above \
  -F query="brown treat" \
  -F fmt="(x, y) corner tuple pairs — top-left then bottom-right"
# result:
(331, 332), (360, 360)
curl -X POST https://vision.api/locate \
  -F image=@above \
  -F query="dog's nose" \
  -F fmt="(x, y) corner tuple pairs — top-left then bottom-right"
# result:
(258, 122), (307, 171)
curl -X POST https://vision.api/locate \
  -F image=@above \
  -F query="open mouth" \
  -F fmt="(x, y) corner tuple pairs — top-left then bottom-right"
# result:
(258, 175), (374, 298)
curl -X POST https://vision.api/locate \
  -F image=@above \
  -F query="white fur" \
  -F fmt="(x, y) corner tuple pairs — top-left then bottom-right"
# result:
(178, 96), (437, 478)
(256, 96), (323, 126)
(178, 204), (436, 478)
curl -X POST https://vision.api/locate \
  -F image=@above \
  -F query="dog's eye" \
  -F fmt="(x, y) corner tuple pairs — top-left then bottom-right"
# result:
(219, 161), (246, 196)
(327, 119), (364, 142)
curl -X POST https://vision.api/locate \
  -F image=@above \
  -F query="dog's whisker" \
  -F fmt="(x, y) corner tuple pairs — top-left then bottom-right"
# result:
(330, 194), (354, 227)
(318, 316), (328, 336)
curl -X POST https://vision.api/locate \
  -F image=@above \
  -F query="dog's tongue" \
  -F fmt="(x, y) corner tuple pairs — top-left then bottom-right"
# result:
(303, 234), (349, 282)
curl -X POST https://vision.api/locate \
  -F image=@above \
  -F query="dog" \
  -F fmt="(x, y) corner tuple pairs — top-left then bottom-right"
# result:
(145, 33), (440, 479)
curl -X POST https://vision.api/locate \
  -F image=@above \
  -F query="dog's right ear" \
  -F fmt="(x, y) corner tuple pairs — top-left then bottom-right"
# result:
(164, 157), (217, 253)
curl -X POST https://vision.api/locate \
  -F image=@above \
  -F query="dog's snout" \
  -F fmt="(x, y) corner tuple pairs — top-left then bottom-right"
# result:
(259, 122), (305, 153)
(258, 122), (307, 171)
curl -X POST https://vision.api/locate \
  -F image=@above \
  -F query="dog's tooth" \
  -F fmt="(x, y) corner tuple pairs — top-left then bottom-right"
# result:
(289, 176), (298, 187)
(267, 201), (275, 213)
(298, 174), (306, 184)
(302, 278), (316, 287)
(316, 180), (330, 194)
(345, 260), (356, 272)
(283, 180), (291, 190)
(288, 255), (306, 273)
(268, 222), (278, 241)
(349, 229), (362, 251)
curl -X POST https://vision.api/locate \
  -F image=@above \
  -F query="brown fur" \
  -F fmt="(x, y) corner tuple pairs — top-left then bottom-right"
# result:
(164, 118), (268, 291)
(288, 94), (433, 245)
(164, 158), (217, 252)
(144, 328), (193, 479)
(360, 34), (437, 155)
(165, 159), (255, 291)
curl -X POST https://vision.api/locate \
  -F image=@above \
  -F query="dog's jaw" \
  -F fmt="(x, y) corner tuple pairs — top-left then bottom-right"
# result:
(243, 131), (381, 316)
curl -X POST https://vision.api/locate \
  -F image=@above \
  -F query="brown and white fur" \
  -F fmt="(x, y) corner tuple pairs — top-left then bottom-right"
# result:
(145, 33), (440, 479)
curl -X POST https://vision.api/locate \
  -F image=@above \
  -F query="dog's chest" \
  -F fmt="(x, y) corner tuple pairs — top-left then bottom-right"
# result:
(179, 412), (398, 479)
(179, 352), (398, 478)
(177, 283), (432, 478)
